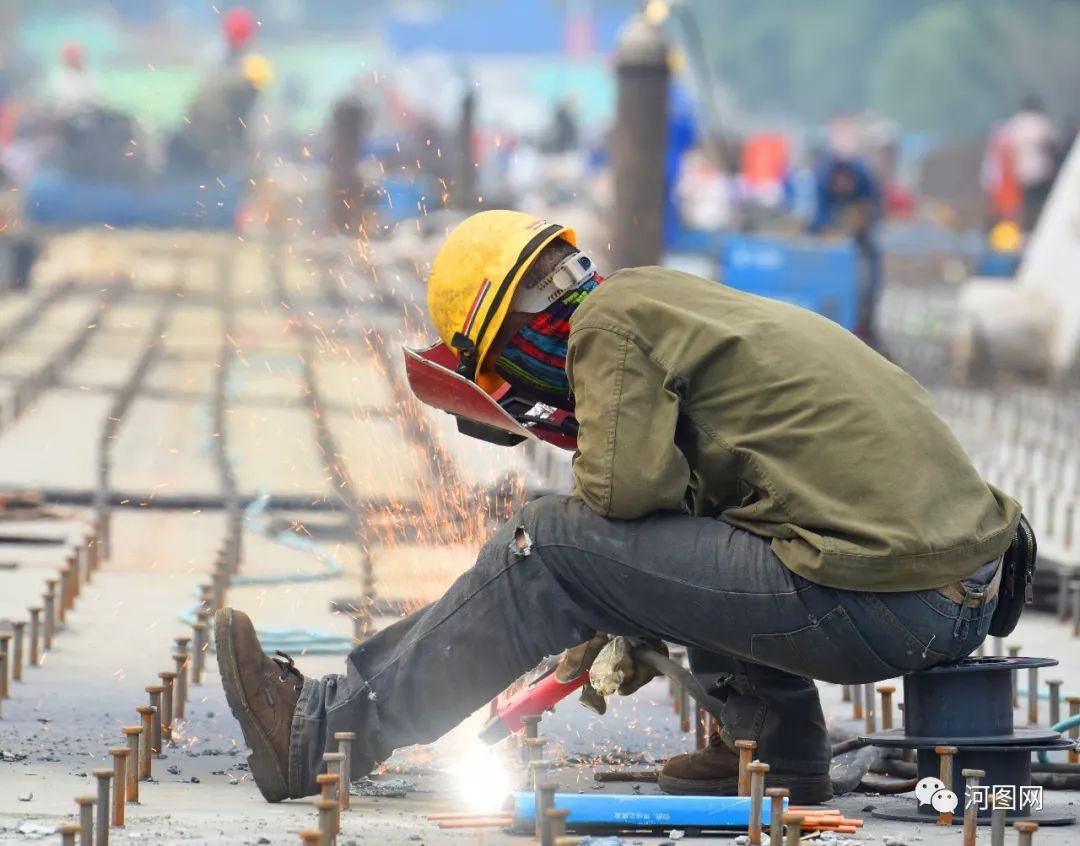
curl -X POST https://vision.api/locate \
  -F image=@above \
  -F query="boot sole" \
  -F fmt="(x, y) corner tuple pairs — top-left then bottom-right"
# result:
(657, 773), (833, 806)
(214, 608), (291, 803)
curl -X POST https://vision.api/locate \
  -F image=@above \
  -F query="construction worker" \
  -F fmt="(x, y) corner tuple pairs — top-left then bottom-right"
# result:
(47, 42), (103, 119)
(1004, 96), (1060, 233)
(216, 210), (1021, 805)
(166, 54), (273, 176)
(809, 154), (883, 347)
(222, 6), (258, 67)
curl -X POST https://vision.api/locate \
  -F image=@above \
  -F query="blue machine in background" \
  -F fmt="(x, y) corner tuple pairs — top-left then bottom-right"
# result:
(661, 79), (861, 333)
(24, 170), (242, 230)
(367, 173), (439, 228)
(720, 235), (860, 332)
(974, 247), (1022, 278)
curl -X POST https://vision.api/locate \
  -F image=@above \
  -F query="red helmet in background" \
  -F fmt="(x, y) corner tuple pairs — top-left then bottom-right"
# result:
(223, 7), (256, 48)
(60, 41), (84, 69)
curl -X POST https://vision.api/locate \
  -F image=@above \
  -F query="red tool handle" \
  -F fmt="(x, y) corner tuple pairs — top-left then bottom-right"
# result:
(479, 671), (588, 744)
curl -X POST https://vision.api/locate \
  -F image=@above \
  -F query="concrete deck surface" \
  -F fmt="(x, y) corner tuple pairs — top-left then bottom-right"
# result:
(0, 231), (1077, 845)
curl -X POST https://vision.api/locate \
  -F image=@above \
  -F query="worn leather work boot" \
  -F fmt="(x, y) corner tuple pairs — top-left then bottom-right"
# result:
(659, 735), (833, 805)
(215, 608), (302, 802)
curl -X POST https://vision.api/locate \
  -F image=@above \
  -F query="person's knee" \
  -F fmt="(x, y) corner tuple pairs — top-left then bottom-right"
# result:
(472, 495), (575, 568)
(515, 494), (585, 547)
(476, 494), (611, 577)
(473, 495), (591, 568)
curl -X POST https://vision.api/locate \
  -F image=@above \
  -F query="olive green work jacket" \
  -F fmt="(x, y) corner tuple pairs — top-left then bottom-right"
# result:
(565, 267), (1020, 592)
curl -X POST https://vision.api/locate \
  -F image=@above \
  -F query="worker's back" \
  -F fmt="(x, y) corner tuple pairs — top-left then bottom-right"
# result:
(566, 267), (1020, 591)
(1007, 108), (1058, 186)
(180, 71), (257, 172)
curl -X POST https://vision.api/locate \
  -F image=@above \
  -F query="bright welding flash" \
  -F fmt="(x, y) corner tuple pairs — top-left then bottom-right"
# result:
(446, 742), (513, 813)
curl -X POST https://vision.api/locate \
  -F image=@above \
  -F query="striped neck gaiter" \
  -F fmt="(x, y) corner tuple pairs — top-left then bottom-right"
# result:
(495, 276), (599, 411)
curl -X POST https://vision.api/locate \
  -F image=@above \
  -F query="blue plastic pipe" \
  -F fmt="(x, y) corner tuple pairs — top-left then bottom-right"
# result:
(511, 792), (782, 830)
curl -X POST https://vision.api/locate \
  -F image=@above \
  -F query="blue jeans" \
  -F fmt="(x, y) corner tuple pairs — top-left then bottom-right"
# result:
(289, 496), (998, 796)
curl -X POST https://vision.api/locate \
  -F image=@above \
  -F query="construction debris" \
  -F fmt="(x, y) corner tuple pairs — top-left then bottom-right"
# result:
(348, 777), (417, 798)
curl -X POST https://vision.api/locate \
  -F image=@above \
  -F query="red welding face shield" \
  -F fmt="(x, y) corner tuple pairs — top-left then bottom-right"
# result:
(403, 343), (578, 450)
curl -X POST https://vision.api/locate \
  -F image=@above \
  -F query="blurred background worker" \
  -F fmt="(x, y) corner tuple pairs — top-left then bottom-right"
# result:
(202, 6), (259, 70)
(981, 121), (1022, 229)
(809, 154), (883, 347)
(167, 53), (273, 177)
(1005, 95), (1060, 232)
(544, 98), (579, 155)
(47, 41), (103, 120)
(46, 42), (146, 188)
(223, 7), (257, 66)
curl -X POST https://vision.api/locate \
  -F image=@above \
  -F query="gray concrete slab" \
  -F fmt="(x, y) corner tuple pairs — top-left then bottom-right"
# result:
(0, 298), (101, 376)
(312, 355), (395, 411)
(229, 406), (330, 500)
(65, 336), (147, 391)
(0, 298), (32, 331)
(0, 390), (112, 489)
(231, 352), (306, 405)
(141, 358), (218, 399)
(110, 396), (220, 496)
(2, 231), (1079, 846)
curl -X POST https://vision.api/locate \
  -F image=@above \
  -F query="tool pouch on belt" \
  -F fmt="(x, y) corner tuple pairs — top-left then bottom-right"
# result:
(989, 513), (1037, 638)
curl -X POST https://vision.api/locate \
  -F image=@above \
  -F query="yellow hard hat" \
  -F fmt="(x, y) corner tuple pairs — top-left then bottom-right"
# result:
(427, 210), (575, 393)
(644, 0), (671, 25)
(241, 54), (274, 90)
(988, 220), (1022, 253)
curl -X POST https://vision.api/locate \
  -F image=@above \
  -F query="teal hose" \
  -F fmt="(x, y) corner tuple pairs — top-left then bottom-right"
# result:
(187, 352), (357, 655)
(182, 493), (356, 654)
(993, 685), (1080, 764)
(187, 356), (369, 656)
(1038, 714), (1080, 764)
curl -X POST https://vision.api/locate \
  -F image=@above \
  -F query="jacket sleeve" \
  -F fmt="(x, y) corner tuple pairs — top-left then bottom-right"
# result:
(566, 325), (690, 519)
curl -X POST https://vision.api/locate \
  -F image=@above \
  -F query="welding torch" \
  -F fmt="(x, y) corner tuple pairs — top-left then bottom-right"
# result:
(478, 643), (723, 744)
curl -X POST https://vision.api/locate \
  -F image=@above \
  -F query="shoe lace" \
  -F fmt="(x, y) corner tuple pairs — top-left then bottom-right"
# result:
(272, 650), (303, 691)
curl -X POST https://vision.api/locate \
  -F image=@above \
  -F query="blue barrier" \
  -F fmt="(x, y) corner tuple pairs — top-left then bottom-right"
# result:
(665, 226), (726, 257)
(975, 249), (1022, 278)
(24, 170), (241, 229)
(720, 234), (860, 331)
(368, 174), (438, 226)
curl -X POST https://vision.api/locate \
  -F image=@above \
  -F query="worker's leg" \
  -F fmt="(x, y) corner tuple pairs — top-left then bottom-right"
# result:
(1021, 182), (1052, 232)
(291, 494), (993, 795)
(855, 231), (882, 347)
(686, 648), (828, 774)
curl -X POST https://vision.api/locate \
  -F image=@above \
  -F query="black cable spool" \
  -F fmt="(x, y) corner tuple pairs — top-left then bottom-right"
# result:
(862, 657), (1076, 826)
